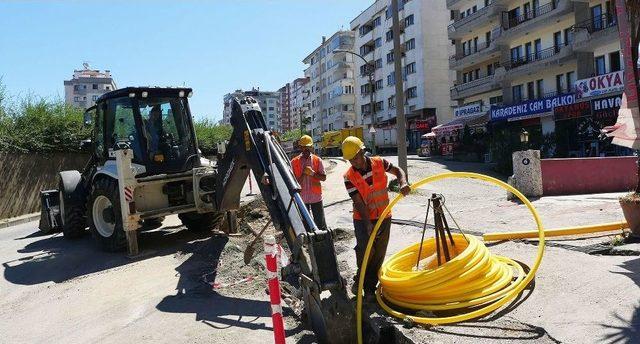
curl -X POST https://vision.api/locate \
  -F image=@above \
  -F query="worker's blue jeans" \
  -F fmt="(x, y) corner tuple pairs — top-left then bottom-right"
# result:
(353, 217), (391, 293)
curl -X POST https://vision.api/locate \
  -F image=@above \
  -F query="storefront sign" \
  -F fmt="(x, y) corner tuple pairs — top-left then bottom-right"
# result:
(592, 94), (623, 121)
(553, 101), (592, 120)
(441, 143), (454, 156)
(574, 71), (624, 99)
(491, 93), (575, 121)
(415, 119), (432, 131)
(454, 102), (482, 117)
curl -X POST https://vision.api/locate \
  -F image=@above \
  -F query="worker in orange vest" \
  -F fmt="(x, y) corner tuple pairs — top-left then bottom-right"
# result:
(342, 136), (410, 297)
(291, 135), (328, 231)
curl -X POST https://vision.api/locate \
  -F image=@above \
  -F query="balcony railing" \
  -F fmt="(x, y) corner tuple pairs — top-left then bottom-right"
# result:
(505, 0), (558, 30)
(574, 13), (618, 34)
(452, 74), (495, 93)
(507, 45), (562, 70)
(448, 3), (493, 31)
(454, 40), (494, 60)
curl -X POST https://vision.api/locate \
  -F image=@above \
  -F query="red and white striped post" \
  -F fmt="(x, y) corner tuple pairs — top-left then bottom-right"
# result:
(264, 235), (286, 344)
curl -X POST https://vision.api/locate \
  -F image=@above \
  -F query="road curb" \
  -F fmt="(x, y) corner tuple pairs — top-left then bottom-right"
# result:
(0, 213), (40, 229)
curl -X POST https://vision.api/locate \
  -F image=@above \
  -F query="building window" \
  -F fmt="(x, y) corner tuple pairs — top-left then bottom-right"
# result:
(361, 104), (371, 114)
(375, 37), (382, 48)
(407, 86), (417, 99)
(553, 31), (563, 51)
(387, 73), (395, 86)
(512, 85), (523, 102)
(405, 14), (414, 27)
(405, 62), (416, 75)
(595, 55), (606, 75)
(387, 51), (394, 63)
(386, 7), (393, 19)
(487, 63), (494, 76)
(536, 79), (544, 98)
(375, 79), (383, 91)
(474, 68), (480, 80)
(360, 84), (371, 94)
(268, 107), (275, 111)
(405, 38), (416, 51)
(610, 51), (621, 72)
(566, 71), (576, 92)
(92, 95), (98, 101)
(386, 30), (393, 42)
(489, 95), (503, 105)
(344, 85), (353, 94)
(388, 95), (396, 109)
(375, 58), (383, 69)
(374, 101), (384, 112)
(373, 16), (381, 27)
(73, 96), (80, 102)
(527, 82), (535, 100)
(564, 28), (574, 45)
(92, 84), (98, 90)
(359, 64), (369, 76)
(556, 74), (566, 93)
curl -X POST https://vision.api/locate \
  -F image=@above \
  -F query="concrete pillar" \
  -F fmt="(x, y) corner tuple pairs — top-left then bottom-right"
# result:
(508, 150), (544, 199)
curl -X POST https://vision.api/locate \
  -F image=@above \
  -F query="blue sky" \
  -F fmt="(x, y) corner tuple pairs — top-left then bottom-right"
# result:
(0, 0), (371, 120)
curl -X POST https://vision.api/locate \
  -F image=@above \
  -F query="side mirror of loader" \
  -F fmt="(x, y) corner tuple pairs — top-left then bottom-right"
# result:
(83, 106), (96, 128)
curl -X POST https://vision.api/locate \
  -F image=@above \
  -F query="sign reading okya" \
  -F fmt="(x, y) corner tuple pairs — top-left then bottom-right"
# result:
(574, 70), (624, 99)
(491, 93), (575, 121)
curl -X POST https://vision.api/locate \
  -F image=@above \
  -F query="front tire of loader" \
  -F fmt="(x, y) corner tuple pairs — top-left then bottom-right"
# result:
(88, 178), (127, 252)
(59, 179), (86, 239)
(178, 212), (223, 232)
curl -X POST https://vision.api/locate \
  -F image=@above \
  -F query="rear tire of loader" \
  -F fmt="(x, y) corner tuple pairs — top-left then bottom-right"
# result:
(88, 178), (127, 252)
(59, 179), (86, 239)
(179, 212), (223, 232)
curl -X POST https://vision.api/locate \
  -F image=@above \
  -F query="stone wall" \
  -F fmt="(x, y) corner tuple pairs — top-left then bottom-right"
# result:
(0, 153), (89, 219)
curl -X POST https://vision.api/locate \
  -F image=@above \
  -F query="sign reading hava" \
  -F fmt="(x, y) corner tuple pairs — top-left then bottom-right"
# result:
(454, 102), (482, 117)
(491, 94), (575, 121)
(574, 70), (624, 99)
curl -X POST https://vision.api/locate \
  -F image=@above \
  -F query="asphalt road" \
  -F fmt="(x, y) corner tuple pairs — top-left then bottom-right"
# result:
(1, 156), (639, 343)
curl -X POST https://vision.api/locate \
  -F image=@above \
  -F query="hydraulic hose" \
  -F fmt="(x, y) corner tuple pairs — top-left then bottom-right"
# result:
(356, 172), (545, 344)
(483, 221), (627, 241)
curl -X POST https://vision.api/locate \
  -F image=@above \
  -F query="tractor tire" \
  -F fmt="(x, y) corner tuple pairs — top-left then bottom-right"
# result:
(59, 179), (86, 239)
(87, 178), (127, 252)
(179, 211), (223, 232)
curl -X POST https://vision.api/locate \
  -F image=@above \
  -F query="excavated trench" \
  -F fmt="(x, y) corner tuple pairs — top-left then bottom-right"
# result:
(221, 198), (414, 343)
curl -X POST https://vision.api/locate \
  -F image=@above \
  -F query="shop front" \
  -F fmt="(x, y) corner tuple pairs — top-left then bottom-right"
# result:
(408, 114), (436, 152)
(432, 109), (489, 159)
(554, 93), (631, 157)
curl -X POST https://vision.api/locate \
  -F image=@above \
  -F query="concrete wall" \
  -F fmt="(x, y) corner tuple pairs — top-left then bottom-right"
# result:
(541, 156), (637, 196)
(0, 153), (89, 219)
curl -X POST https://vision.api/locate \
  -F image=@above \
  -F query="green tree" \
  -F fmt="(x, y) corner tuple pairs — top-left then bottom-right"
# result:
(281, 128), (303, 142)
(193, 119), (232, 153)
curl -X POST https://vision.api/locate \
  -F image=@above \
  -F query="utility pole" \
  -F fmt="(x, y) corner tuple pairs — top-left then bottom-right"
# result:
(332, 49), (377, 154)
(391, 0), (408, 177)
(368, 62), (377, 155)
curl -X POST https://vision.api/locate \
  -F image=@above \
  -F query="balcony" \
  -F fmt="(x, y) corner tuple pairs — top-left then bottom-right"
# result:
(450, 73), (502, 100)
(573, 14), (619, 52)
(446, 0), (463, 8)
(496, 0), (573, 44)
(503, 44), (575, 80)
(450, 39), (502, 70)
(448, 3), (505, 39)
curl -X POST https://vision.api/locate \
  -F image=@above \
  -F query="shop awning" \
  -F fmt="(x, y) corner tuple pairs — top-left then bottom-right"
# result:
(432, 113), (488, 134)
(422, 132), (436, 139)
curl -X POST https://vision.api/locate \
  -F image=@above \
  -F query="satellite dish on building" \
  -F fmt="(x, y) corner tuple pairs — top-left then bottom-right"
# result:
(82, 62), (90, 69)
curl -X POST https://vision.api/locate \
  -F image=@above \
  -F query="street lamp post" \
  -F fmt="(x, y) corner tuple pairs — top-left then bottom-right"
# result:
(333, 49), (377, 155)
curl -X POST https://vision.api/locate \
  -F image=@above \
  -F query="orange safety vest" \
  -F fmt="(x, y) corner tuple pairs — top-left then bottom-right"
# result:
(291, 154), (322, 195)
(344, 156), (391, 220)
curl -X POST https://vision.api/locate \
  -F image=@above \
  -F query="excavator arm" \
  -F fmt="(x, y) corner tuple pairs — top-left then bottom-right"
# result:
(214, 97), (345, 342)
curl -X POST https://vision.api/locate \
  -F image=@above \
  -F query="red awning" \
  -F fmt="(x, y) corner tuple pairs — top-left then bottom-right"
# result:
(432, 113), (488, 135)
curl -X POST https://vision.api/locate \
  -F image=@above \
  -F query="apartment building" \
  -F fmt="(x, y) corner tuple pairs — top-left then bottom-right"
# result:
(222, 88), (281, 132)
(290, 77), (310, 132)
(351, 0), (453, 151)
(278, 83), (292, 132)
(447, 0), (624, 157)
(63, 64), (117, 109)
(302, 31), (357, 147)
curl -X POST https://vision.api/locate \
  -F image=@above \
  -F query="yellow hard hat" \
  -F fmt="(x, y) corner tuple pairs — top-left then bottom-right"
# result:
(342, 136), (365, 160)
(299, 135), (313, 147)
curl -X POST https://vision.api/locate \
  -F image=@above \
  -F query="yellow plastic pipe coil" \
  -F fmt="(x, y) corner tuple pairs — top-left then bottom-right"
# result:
(356, 172), (546, 344)
(483, 221), (627, 242)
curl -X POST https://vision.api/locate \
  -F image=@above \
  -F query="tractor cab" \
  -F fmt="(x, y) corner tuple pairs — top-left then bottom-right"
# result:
(86, 87), (199, 176)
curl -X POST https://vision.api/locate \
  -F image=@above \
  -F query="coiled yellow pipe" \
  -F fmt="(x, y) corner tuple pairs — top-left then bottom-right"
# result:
(356, 172), (545, 344)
